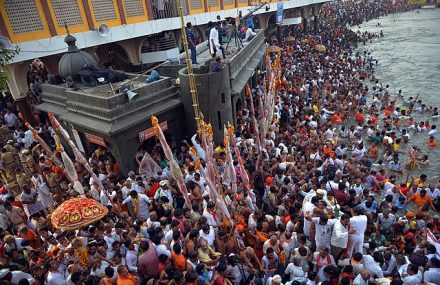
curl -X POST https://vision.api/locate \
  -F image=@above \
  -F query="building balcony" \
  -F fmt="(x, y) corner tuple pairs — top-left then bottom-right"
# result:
(177, 29), (266, 142)
(3, 0), (329, 64)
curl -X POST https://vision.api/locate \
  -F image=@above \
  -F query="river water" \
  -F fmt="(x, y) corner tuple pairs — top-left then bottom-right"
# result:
(353, 8), (440, 184)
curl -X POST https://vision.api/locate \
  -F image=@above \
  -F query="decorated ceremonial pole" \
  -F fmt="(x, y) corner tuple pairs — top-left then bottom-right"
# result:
(246, 84), (261, 151)
(151, 116), (192, 210)
(199, 121), (216, 198)
(26, 123), (63, 167)
(47, 114), (116, 208)
(223, 124), (237, 195)
(188, 148), (233, 225)
(53, 133), (84, 196)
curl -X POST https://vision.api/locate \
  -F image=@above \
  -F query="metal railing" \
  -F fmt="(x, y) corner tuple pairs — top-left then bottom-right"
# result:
(227, 30), (264, 77)
(151, 0), (179, 19)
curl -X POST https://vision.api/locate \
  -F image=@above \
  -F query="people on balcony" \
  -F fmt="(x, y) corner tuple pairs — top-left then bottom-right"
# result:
(209, 22), (226, 60)
(186, 22), (198, 65)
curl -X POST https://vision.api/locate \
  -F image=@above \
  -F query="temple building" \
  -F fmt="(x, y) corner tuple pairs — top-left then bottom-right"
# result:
(2, 0), (328, 173)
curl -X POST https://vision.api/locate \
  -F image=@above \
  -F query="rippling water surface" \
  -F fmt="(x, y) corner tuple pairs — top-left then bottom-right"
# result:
(353, 9), (440, 182)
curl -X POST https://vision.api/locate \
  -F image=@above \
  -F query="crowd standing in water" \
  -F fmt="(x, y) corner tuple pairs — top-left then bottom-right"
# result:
(0, 1), (439, 285)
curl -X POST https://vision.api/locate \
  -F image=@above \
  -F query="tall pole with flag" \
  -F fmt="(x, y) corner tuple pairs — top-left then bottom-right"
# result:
(177, 0), (201, 129)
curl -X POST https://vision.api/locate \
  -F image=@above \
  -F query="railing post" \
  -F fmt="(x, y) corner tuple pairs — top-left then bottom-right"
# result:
(144, 0), (154, 20)
(0, 12), (11, 38)
(116, 0), (127, 24)
(186, 0), (191, 15)
(40, 0), (57, 36)
(80, 0), (95, 30)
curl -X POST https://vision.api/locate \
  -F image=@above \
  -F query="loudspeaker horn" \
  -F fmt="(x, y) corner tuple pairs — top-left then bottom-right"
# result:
(97, 24), (109, 37)
(127, 90), (139, 102)
(0, 36), (12, 49)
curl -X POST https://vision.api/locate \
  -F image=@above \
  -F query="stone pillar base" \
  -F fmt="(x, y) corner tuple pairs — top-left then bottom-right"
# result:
(314, 16), (319, 33)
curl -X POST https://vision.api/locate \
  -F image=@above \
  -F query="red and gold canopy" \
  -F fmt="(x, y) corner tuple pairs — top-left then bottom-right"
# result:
(51, 198), (108, 230)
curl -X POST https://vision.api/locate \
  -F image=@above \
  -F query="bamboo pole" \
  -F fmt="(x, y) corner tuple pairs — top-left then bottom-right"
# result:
(177, 0), (201, 129)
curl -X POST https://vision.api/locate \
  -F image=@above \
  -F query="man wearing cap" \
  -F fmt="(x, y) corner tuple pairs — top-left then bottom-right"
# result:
(43, 167), (61, 195)
(15, 167), (30, 191)
(4, 139), (17, 153)
(24, 149), (37, 175)
(262, 177), (274, 207)
(154, 180), (173, 205)
(1, 147), (18, 183)
(122, 190), (151, 220)
(18, 149), (30, 175)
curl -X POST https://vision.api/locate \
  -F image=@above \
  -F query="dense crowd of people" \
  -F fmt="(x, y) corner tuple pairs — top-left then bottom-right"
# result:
(1, 0), (439, 285)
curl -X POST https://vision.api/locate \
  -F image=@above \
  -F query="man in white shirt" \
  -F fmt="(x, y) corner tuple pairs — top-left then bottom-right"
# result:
(348, 208), (368, 258)
(284, 262), (308, 283)
(362, 253), (383, 278)
(427, 186), (440, 200)
(154, 181), (173, 204)
(307, 214), (336, 251)
(184, 165), (196, 183)
(124, 240), (139, 273)
(0, 268), (33, 284)
(122, 190), (151, 220)
(335, 144), (347, 156)
(121, 180), (132, 199)
(325, 178), (339, 192)
(353, 270), (374, 285)
(424, 257), (440, 285)
(151, 235), (171, 258)
(209, 22), (225, 59)
(134, 177), (146, 193)
(244, 27), (256, 41)
(4, 109), (18, 128)
(163, 220), (181, 244)
(330, 214), (354, 260)
(403, 264), (423, 285)
(203, 201), (221, 228)
(338, 252), (364, 275)
(46, 259), (67, 285)
(302, 197), (318, 239)
(312, 247), (336, 273)
(199, 223), (216, 248)
(350, 179), (365, 196)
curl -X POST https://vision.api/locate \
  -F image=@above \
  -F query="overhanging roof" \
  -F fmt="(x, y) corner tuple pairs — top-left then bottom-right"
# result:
(280, 17), (302, 26)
